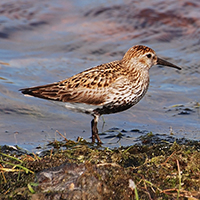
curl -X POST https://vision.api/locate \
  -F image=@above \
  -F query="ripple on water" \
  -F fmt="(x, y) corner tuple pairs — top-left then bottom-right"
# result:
(0, 0), (199, 151)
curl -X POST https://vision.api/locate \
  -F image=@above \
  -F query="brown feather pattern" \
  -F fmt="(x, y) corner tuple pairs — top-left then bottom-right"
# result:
(20, 45), (181, 143)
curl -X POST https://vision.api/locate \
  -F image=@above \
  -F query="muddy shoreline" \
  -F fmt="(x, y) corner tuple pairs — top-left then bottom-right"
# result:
(1, 133), (200, 200)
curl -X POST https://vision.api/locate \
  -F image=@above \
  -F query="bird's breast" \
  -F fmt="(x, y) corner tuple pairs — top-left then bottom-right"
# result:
(94, 76), (150, 115)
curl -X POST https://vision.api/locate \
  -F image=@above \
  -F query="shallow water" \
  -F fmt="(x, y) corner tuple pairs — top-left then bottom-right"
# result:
(0, 0), (199, 151)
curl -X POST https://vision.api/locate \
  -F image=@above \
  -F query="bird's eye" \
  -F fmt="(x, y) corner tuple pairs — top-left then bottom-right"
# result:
(146, 54), (152, 58)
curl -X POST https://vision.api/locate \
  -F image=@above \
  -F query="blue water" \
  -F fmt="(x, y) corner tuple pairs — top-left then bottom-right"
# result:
(0, 0), (199, 151)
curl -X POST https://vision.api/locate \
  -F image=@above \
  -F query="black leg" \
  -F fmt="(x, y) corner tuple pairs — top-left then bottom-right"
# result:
(91, 115), (102, 144)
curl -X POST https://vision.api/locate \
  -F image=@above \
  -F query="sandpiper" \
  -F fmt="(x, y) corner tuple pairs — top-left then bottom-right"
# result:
(20, 45), (181, 143)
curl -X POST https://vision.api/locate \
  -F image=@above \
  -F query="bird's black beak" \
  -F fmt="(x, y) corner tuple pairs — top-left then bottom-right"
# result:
(157, 57), (181, 70)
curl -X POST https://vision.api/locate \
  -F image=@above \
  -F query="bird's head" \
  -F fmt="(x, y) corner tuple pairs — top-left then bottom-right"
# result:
(122, 45), (181, 71)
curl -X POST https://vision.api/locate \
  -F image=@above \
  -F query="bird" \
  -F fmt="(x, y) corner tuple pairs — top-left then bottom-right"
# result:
(20, 45), (181, 144)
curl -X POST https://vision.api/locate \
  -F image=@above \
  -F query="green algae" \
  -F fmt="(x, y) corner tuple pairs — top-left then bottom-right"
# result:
(0, 133), (200, 200)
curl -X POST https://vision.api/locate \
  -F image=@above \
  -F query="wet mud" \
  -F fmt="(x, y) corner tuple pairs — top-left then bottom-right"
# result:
(0, 134), (200, 199)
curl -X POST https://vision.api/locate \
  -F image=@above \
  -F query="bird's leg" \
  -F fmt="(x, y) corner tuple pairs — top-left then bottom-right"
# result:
(91, 115), (102, 144)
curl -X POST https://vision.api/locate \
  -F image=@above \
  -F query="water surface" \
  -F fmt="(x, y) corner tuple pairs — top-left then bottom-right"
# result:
(0, 0), (199, 151)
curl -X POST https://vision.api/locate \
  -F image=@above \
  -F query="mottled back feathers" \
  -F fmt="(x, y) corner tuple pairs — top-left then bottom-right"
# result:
(20, 45), (181, 115)
(20, 60), (139, 106)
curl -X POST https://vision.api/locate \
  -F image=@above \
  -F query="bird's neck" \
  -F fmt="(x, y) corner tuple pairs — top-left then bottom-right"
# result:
(121, 60), (149, 82)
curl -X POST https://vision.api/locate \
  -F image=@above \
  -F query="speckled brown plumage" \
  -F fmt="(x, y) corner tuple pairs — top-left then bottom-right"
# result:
(20, 45), (181, 143)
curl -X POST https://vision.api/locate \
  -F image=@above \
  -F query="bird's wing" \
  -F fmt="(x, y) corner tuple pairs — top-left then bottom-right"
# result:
(20, 61), (123, 105)
(20, 82), (107, 105)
